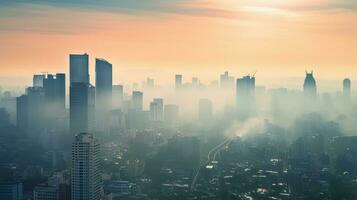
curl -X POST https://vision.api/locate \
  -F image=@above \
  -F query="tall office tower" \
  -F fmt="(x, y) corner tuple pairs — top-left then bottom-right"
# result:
(149, 98), (164, 122)
(95, 59), (112, 133)
(69, 54), (89, 85)
(43, 74), (66, 122)
(343, 78), (351, 99)
(70, 54), (90, 135)
(70, 83), (88, 135)
(0, 181), (23, 200)
(303, 71), (317, 98)
(198, 98), (212, 121)
(220, 71), (235, 88)
(175, 74), (182, 89)
(71, 133), (101, 200)
(112, 85), (123, 109)
(236, 75), (255, 117)
(164, 104), (179, 126)
(16, 87), (45, 135)
(132, 91), (143, 111)
(33, 74), (46, 88)
(33, 185), (58, 200)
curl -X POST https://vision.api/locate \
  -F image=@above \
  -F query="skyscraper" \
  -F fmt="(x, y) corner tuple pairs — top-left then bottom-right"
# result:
(343, 78), (351, 99)
(95, 59), (112, 133)
(43, 73), (65, 111)
(175, 74), (182, 89)
(43, 73), (66, 131)
(70, 83), (88, 135)
(71, 133), (101, 200)
(69, 54), (89, 85)
(70, 54), (90, 135)
(95, 58), (112, 104)
(132, 91), (143, 111)
(303, 71), (317, 98)
(198, 98), (212, 121)
(236, 75), (255, 117)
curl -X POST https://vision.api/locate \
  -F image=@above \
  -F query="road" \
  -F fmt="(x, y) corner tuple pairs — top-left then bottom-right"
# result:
(190, 137), (232, 190)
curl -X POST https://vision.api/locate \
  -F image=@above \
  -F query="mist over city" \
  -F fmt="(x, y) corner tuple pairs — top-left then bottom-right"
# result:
(1, 1), (357, 200)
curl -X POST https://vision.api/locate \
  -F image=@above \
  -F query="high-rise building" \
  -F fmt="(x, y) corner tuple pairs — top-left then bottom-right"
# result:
(70, 54), (90, 135)
(0, 181), (23, 200)
(343, 78), (351, 99)
(33, 74), (46, 88)
(43, 73), (66, 128)
(149, 98), (163, 122)
(95, 58), (112, 105)
(71, 133), (101, 200)
(236, 75), (255, 117)
(70, 83), (88, 135)
(112, 85), (123, 109)
(95, 59), (112, 133)
(198, 98), (212, 121)
(69, 54), (89, 85)
(132, 91), (143, 111)
(175, 74), (182, 89)
(303, 71), (317, 98)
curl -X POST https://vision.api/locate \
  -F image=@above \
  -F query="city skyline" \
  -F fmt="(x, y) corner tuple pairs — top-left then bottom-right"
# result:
(0, 0), (357, 89)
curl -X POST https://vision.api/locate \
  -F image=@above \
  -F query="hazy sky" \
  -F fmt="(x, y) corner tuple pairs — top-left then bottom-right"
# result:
(0, 0), (356, 89)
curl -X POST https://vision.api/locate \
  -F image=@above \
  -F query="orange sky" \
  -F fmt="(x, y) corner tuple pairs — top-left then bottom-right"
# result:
(0, 0), (356, 89)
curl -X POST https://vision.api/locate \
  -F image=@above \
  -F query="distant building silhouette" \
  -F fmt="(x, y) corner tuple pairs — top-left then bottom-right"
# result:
(343, 78), (351, 99)
(146, 78), (154, 88)
(132, 91), (143, 111)
(150, 98), (163, 122)
(303, 71), (317, 97)
(236, 75), (255, 117)
(220, 71), (234, 88)
(71, 133), (101, 200)
(175, 74), (182, 89)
